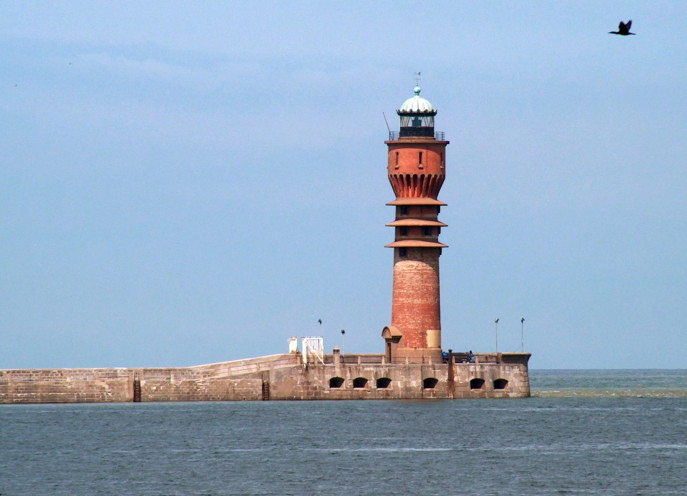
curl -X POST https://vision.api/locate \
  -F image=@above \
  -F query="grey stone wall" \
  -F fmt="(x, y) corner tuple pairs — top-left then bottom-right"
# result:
(0, 353), (530, 403)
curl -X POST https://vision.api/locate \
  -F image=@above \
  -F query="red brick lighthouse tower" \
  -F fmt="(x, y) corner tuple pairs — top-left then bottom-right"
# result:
(382, 86), (449, 363)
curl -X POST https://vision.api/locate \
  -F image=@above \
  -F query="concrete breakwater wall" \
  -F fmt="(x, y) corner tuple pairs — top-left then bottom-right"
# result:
(0, 352), (530, 404)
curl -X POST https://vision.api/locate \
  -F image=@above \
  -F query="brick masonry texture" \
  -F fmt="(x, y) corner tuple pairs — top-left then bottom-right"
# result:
(391, 252), (441, 348)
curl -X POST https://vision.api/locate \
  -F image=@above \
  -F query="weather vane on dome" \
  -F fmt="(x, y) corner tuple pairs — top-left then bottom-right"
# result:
(414, 71), (421, 87)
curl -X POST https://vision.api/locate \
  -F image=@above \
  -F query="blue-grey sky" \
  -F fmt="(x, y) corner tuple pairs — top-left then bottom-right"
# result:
(2, 2), (686, 369)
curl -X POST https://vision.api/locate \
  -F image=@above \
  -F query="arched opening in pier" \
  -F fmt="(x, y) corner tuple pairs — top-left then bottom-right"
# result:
(493, 378), (508, 390)
(329, 377), (344, 388)
(353, 377), (368, 389)
(423, 377), (438, 389)
(470, 378), (485, 390)
(376, 377), (392, 389)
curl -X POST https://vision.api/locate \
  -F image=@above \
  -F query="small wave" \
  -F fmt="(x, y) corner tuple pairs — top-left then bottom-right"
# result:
(309, 447), (453, 453)
(532, 389), (687, 398)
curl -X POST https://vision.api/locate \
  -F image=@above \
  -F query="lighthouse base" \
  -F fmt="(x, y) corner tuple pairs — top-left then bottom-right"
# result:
(392, 347), (444, 364)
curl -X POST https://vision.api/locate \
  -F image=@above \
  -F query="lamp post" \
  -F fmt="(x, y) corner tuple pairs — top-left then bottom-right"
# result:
(494, 318), (499, 353)
(521, 317), (525, 352)
(341, 329), (346, 362)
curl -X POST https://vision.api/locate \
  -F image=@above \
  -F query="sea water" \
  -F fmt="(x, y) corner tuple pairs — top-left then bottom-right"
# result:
(1, 370), (686, 495)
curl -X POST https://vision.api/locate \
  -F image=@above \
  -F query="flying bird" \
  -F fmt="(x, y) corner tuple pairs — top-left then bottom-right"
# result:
(609, 20), (635, 35)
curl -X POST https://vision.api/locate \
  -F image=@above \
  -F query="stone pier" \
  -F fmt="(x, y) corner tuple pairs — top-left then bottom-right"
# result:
(0, 352), (530, 403)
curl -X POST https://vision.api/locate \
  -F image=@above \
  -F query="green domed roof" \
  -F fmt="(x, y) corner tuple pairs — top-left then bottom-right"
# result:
(398, 86), (435, 113)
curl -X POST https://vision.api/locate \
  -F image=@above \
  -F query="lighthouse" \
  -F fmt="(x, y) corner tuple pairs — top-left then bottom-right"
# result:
(382, 86), (449, 363)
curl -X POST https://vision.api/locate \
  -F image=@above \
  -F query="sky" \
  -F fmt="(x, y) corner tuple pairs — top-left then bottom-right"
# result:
(1, 2), (686, 370)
